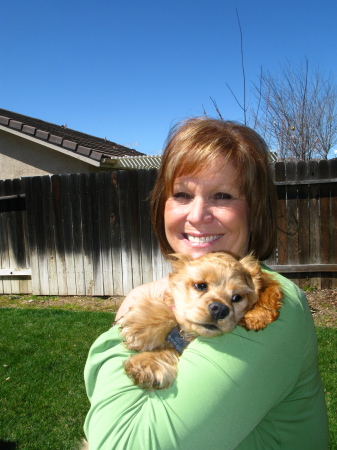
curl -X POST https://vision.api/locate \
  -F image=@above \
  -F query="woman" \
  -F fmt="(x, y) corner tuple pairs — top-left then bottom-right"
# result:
(83, 118), (329, 449)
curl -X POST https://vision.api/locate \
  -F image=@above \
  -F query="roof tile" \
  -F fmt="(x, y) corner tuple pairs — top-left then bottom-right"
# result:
(77, 145), (91, 156)
(22, 125), (36, 135)
(9, 120), (22, 130)
(35, 129), (49, 140)
(0, 116), (9, 126)
(90, 150), (103, 162)
(49, 134), (63, 145)
(63, 140), (77, 150)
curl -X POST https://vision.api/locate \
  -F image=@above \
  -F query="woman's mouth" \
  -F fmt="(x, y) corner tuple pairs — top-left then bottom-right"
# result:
(183, 234), (223, 243)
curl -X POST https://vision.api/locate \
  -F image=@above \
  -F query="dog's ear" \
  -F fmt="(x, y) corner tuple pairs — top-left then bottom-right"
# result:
(239, 253), (263, 293)
(239, 253), (260, 278)
(239, 254), (283, 331)
(168, 253), (193, 272)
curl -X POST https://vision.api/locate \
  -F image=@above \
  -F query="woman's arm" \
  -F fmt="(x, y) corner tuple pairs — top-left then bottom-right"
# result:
(84, 276), (328, 450)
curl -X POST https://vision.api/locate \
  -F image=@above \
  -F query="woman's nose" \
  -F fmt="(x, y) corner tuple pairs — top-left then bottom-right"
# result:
(187, 197), (213, 224)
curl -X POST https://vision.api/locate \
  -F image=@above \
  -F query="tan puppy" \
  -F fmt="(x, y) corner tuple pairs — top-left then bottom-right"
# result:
(120, 252), (282, 391)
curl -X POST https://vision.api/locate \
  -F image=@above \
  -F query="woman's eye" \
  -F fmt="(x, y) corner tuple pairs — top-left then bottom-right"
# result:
(214, 192), (233, 200)
(173, 192), (191, 199)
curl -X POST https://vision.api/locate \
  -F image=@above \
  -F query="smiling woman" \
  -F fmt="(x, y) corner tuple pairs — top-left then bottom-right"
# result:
(151, 118), (278, 261)
(83, 117), (329, 450)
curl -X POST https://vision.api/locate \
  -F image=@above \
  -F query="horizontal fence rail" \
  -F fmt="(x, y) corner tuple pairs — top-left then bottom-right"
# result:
(0, 159), (336, 295)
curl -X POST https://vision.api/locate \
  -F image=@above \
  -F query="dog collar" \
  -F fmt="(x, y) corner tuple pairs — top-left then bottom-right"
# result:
(166, 327), (189, 354)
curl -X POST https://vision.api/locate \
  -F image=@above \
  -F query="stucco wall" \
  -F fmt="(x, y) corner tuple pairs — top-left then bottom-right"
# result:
(0, 130), (98, 179)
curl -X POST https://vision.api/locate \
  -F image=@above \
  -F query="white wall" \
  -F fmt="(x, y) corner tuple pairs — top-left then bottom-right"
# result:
(0, 130), (96, 179)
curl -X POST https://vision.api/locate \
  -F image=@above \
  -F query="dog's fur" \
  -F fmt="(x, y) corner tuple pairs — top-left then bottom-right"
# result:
(119, 252), (282, 391)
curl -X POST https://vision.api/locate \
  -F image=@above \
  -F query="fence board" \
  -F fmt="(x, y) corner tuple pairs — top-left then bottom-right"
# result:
(118, 171), (134, 293)
(7, 180), (20, 294)
(0, 180), (9, 292)
(330, 160), (337, 288)
(89, 172), (104, 295)
(51, 175), (68, 295)
(308, 162), (320, 287)
(97, 171), (114, 296)
(12, 178), (31, 293)
(296, 161), (310, 288)
(319, 161), (331, 289)
(24, 177), (40, 294)
(69, 173), (86, 295)
(0, 180), (4, 295)
(128, 171), (142, 287)
(34, 177), (51, 294)
(286, 162), (299, 267)
(108, 171), (122, 295)
(138, 169), (155, 284)
(79, 173), (95, 295)
(274, 162), (287, 265)
(40, 176), (58, 295)
(60, 174), (77, 295)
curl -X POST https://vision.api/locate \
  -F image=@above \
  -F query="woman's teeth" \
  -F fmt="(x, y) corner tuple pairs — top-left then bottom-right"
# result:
(185, 234), (223, 243)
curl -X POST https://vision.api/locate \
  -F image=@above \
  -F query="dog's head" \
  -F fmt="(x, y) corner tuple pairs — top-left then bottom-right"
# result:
(168, 252), (261, 337)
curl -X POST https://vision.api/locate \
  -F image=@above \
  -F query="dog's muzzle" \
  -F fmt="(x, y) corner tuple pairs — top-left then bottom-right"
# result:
(208, 302), (230, 321)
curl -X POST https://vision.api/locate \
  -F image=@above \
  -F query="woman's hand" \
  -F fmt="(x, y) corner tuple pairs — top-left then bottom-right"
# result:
(115, 277), (170, 321)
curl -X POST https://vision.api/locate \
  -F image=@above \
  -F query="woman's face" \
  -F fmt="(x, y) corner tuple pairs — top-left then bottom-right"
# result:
(164, 158), (250, 259)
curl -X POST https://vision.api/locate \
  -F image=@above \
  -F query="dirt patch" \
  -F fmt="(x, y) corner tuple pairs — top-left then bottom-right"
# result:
(305, 289), (337, 328)
(0, 290), (336, 327)
(0, 294), (124, 313)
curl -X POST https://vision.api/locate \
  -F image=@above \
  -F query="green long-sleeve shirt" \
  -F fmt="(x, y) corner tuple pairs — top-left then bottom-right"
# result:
(83, 268), (329, 449)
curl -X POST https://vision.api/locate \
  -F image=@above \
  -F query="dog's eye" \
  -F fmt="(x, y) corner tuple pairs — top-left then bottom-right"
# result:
(231, 294), (243, 303)
(194, 282), (208, 291)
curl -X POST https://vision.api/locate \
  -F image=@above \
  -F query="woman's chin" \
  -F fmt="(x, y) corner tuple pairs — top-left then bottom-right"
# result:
(181, 242), (222, 259)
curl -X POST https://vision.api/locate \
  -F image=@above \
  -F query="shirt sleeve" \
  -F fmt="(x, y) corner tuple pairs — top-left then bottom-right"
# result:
(83, 273), (328, 450)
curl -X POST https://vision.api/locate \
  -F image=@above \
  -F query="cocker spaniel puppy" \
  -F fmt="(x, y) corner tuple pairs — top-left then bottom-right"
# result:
(120, 252), (282, 390)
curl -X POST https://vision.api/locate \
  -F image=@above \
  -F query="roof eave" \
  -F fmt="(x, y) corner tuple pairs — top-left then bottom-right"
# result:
(101, 156), (161, 170)
(0, 124), (101, 167)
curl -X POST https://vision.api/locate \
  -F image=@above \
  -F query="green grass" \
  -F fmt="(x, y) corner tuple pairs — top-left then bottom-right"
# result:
(0, 309), (336, 449)
(316, 327), (337, 449)
(0, 308), (113, 450)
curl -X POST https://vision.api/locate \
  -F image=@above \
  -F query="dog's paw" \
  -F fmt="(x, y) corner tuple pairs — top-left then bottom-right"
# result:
(242, 307), (280, 331)
(120, 298), (177, 351)
(241, 281), (283, 331)
(124, 349), (179, 390)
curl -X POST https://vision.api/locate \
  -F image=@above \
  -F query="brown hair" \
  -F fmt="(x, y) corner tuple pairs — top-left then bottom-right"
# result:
(150, 117), (278, 261)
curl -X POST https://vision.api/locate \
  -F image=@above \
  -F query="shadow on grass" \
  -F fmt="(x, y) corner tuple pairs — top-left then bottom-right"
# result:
(0, 440), (17, 449)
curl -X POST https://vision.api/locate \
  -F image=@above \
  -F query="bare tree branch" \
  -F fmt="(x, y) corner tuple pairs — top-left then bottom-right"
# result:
(236, 7), (247, 124)
(210, 97), (224, 121)
(252, 59), (337, 160)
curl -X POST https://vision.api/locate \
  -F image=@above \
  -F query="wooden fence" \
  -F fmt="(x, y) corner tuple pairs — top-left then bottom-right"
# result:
(268, 159), (337, 289)
(0, 159), (336, 295)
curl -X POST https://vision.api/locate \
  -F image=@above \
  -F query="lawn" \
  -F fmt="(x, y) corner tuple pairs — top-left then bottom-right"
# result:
(0, 308), (113, 450)
(317, 326), (337, 448)
(0, 308), (336, 449)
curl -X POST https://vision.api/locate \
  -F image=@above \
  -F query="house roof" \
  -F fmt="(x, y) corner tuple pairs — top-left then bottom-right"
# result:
(0, 108), (161, 169)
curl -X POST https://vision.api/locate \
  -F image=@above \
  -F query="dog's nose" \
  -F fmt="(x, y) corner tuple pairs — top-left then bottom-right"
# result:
(208, 302), (230, 321)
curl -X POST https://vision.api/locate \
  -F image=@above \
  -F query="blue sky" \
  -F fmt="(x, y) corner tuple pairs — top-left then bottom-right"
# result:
(1, 0), (337, 156)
